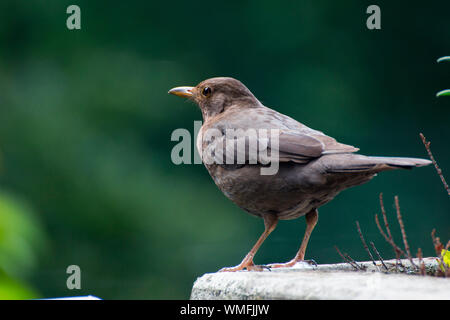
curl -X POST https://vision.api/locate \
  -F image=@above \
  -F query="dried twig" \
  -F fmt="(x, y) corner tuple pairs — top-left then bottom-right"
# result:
(379, 193), (394, 241)
(417, 248), (426, 276)
(374, 214), (406, 257)
(375, 193), (406, 265)
(420, 133), (450, 196)
(430, 229), (449, 277)
(370, 241), (388, 271)
(334, 246), (363, 270)
(374, 215), (405, 266)
(334, 245), (355, 268)
(394, 196), (417, 269)
(344, 253), (364, 271)
(356, 221), (377, 269)
(431, 228), (442, 255)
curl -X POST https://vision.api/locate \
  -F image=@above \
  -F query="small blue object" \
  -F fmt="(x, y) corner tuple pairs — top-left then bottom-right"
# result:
(39, 295), (102, 300)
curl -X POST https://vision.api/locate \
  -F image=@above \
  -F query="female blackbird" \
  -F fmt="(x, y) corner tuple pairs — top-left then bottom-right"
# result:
(169, 77), (431, 272)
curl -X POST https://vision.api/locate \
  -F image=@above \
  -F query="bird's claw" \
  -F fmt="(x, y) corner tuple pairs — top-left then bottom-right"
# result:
(218, 261), (270, 272)
(304, 259), (317, 267)
(247, 264), (271, 271)
(265, 258), (318, 269)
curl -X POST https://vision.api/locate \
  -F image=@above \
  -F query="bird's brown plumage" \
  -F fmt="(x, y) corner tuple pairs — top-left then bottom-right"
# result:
(169, 77), (431, 271)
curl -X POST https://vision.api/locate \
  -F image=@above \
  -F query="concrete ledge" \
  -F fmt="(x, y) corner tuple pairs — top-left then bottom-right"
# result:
(191, 258), (449, 300)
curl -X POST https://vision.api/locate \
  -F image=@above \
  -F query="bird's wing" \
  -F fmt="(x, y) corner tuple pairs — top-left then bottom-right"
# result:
(201, 130), (337, 165)
(309, 133), (360, 155)
(275, 131), (324, 163)
(203, 106), (359, 164)
(270, 130), (359, 163)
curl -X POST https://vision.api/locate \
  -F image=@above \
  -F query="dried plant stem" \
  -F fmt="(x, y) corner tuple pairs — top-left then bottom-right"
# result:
(431, 228), (442, 255)
(356, 221), (377, 269)
(334, 246), (363, 270)
(394, 196), (417, 269)
(374, 214), (406, 257)
(379, 193), (394, 241)
(420, 133), (449, 196)
(431, 229), (446, 276)
(370, 241), (388, 271)
(417, 248), (426, 276)
(375, 193), (406, 265)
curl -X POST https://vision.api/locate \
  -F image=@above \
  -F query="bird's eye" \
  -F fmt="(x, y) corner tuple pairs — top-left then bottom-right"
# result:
(202, 87), (212, 97)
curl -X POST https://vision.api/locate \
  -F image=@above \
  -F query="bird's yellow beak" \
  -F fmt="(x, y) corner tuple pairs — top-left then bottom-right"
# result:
(168, 86), (194, 98)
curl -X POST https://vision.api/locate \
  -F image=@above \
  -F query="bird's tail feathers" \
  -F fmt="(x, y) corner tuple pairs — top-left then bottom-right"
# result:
(325, 154), (431, 173)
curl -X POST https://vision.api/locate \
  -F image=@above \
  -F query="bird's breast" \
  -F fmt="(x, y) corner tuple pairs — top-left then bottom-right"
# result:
(203, 161), (333, 220)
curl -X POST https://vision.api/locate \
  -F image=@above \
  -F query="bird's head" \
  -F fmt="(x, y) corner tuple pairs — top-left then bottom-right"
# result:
(168, 77), (260, 120)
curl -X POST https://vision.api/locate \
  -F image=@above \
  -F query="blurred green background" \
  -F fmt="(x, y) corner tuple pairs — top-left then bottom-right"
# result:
(0, 1), (448, 299)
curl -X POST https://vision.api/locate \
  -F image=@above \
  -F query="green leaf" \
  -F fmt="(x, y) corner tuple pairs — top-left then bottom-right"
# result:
(436, 89), (450, 97)
(0, 191), (47, 278)
(0, 270), (39, 300)
(437, 56), (450, 63)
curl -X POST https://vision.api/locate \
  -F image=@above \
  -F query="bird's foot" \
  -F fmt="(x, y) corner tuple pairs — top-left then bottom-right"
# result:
(266, 259), (317, 269)
(218, 261), (270, 272)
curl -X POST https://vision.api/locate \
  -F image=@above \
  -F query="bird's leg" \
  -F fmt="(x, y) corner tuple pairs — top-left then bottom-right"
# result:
(268, 209), (318, 268)
(219, 214), (278, 272)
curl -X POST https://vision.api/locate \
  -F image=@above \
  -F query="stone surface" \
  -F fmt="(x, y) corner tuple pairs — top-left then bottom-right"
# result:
(191, 258), (449, 300)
